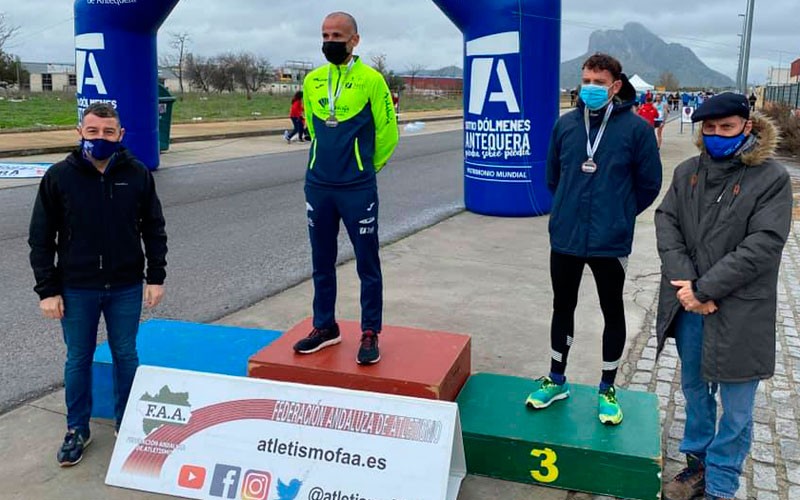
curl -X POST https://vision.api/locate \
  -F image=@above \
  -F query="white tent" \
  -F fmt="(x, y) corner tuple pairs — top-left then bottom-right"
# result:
(629, 74), (654, 92)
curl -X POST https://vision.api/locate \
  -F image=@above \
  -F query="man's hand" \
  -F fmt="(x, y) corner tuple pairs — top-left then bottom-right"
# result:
(144, 285), (165, 308)
(40, 295), (64, 320)
(690, 300), (718, 315)
(671, 280), (717, 315)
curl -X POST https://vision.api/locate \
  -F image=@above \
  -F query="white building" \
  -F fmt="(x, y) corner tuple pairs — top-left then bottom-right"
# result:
(23, 62), (76, 93)
(766, 66), (796, 86)
(266, 60), (313, 95)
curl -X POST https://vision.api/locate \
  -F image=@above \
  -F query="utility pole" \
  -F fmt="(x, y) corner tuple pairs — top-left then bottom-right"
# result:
(735, 13), (746, 91)
(739, 0), (755, 94)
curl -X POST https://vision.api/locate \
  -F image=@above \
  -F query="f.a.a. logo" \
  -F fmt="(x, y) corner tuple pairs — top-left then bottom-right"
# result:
(137, 385), (192, 435)
(75, 33), (108, 95)
(466, 31), (520, 115)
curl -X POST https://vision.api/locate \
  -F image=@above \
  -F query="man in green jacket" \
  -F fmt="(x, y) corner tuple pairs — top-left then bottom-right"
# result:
(656, 93), (792, 500)
(293, 11), (399, 365)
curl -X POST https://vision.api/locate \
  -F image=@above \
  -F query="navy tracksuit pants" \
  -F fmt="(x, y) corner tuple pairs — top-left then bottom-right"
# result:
(305, 184), (382, 332)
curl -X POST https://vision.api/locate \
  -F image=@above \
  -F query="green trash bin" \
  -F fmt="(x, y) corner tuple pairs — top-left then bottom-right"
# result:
(158, 83), (177, 152)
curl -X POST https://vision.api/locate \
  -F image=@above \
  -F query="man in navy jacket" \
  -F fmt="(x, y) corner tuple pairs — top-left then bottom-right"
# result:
(525, 53), (662, 425)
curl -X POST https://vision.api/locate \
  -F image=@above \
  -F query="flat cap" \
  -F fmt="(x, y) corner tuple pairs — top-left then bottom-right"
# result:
(692, 92), (750, 122)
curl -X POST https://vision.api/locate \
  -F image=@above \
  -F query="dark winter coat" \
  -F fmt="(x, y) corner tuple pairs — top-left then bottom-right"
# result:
(655, 114), (792, 382)
(29, 148), (167, 299)
(546, 97), (663, 257)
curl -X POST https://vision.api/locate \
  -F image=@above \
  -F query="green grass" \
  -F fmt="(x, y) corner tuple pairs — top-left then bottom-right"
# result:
(0, 93), (78, 129)
(0, 91), (462, 130)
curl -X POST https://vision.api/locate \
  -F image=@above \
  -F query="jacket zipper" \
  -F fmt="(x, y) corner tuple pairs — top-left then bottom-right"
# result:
(100, 175), (105, 270)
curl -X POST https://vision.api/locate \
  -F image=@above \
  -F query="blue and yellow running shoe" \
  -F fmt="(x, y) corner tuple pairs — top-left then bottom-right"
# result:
(525, 376), (570, 409)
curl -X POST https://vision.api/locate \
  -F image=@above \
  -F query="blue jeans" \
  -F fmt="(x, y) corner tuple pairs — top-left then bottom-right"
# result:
(60, 284), (143, 431)
(674, 310), (759, 498)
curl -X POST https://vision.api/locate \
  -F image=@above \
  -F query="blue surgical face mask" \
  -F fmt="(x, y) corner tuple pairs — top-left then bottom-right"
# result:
(702, 132), (747, 160)
(81, 137), (121, 161)
(580, 83), (612, 111)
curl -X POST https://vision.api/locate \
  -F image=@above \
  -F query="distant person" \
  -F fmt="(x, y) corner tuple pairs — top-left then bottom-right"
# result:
(293, 11), (399, 365)
(527, 53), (662, 425)
(638, 94), (659, 126)
(656, 92), (791, 500)
(654, 94), (669, 149)
(696, 92), (705, 107)
(569, 88), (578, 107)
(29, 102), (168, 467)
(681, 92), (690, 108)
(283, 91), (305, 143)
(748, 92), (757, 111)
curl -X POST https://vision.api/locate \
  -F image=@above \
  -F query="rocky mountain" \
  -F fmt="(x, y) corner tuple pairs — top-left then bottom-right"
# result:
(560, 22), (735, 89)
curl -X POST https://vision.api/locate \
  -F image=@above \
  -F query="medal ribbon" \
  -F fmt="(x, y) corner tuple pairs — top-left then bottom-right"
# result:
(584, 103), (614, 161)
(327, 58), (356, 120)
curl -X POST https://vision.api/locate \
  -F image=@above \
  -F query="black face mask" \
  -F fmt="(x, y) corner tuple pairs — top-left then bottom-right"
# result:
(322, 41), (350, 65)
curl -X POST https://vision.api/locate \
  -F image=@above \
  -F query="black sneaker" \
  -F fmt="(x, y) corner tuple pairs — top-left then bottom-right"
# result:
(293, 324), (341, 354)
(357, 330), (380, 365)
(57, 428), (92, 467)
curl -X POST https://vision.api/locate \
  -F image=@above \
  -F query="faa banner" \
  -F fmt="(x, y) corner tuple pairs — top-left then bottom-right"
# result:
(107, 366), (466, 500)
(0, 162), (51, 178)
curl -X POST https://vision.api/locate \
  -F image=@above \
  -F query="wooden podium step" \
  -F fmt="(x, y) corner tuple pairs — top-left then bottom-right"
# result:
(457, 373), (662, 500)
(248, 317), (471, 401)
(91, 320), (282, 419)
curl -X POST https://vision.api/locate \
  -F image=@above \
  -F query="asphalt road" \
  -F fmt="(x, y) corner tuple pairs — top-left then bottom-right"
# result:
(0, 130), (464, 413)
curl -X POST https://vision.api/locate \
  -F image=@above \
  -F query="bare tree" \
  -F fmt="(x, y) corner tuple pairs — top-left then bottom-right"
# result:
(658, 71), (680, 91)
(404, 63), (426, 93)
(185, 53), (212, 93)
(169, 32), (190, 95)
(370, 53), (389, 76)
(0, 13), (20, 53)
(369, 53), (404, 93)
(208, 53), (237, 93)
(232, 52), (272, 100)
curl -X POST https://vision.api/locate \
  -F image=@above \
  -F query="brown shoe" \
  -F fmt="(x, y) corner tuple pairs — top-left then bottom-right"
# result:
(663, 455), (705, 500)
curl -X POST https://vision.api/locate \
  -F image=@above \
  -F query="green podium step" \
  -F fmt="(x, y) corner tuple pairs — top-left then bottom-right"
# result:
(457, 373), (662, 500)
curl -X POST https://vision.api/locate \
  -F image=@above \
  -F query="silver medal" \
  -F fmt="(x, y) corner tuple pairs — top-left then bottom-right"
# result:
(581, 158), (597, 174)
(325, 114), (339, 128)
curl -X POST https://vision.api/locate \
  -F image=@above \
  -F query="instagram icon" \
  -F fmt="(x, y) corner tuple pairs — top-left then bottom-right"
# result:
(241, 470), (272, 500)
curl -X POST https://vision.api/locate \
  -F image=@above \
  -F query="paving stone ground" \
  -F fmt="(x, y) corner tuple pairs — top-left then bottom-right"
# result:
(616, 221), (800, 500)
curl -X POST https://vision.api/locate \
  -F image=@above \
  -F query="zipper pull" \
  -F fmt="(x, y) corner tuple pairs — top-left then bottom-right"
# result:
(716, 192), (724, 203)
(99, 254), (103, 270)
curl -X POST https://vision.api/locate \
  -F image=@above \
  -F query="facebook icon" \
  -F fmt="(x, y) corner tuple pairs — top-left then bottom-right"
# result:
(209, 464), (241, 498)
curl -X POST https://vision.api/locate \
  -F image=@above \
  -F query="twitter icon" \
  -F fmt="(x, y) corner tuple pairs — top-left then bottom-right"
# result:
(277, 478), (302, 500)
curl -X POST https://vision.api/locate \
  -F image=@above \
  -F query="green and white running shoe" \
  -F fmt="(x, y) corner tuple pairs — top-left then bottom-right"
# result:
(525, 376), (570, 409)
(598, 386), (624, 425)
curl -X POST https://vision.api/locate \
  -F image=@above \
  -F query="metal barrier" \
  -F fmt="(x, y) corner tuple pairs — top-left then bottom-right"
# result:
(764, 83), (800, 109)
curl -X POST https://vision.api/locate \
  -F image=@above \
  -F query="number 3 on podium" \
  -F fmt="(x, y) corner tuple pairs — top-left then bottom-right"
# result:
(530, 447), (559, 483)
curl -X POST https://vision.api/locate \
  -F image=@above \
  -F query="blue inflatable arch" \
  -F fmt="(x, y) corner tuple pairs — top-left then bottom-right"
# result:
(74, 0), (561, 216)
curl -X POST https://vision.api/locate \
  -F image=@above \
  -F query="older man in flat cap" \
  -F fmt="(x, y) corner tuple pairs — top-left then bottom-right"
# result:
(655, 92), (793, 500)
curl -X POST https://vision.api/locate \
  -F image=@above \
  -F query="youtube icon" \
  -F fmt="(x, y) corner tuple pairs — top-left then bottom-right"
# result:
(178, 465), (207, 490)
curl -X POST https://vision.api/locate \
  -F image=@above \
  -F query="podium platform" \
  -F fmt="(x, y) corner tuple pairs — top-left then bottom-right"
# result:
(457, 373), (662, 500)
(92, 320), (283, 419)
(248, 317), (471, 401)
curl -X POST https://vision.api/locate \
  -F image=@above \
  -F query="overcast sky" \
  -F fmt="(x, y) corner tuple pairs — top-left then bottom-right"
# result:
(3, 0), (799, 84)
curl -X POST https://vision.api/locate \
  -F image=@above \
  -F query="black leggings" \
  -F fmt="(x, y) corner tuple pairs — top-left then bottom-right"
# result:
(549, 251), (627, 386)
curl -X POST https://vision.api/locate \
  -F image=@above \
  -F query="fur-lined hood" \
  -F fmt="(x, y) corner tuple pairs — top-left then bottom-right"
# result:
(694, 112), (779, 166)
